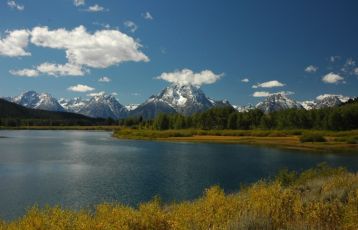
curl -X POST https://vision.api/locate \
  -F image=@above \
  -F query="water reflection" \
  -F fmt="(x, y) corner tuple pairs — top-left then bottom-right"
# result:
(0, 130), (357, 220)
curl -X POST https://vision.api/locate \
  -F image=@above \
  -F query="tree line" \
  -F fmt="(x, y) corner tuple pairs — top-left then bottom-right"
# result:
(119, 98), (358, 131)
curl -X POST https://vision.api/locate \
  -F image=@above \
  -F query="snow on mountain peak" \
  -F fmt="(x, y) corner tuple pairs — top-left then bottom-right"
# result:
(12, 90), (64, 112)
(256, 93), (303, 113)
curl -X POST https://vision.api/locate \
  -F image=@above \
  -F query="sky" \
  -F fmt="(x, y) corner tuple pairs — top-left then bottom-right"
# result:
(0, 0), (358, 106)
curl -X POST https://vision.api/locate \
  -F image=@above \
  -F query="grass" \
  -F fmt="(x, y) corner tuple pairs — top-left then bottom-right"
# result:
(1, 164), (358, 229)
(299, 133), (326, 143)
(114, 129), (358, 152)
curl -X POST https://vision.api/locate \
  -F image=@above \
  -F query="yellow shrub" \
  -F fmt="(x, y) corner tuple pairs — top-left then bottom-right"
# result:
(1, 167), (358, 230)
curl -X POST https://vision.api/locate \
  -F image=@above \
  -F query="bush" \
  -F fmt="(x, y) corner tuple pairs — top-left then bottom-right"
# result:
(300, 134), (326, 143)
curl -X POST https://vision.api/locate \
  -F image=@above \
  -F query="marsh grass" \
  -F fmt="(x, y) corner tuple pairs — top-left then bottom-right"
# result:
(1, 164), (358, 229)
(299, 134), (326, 143)
(114, 128), (358, 139)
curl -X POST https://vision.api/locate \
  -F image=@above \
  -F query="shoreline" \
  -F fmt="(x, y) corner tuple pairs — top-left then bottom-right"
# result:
(1, 127), (357, 152)
(114, 129), (358, 153)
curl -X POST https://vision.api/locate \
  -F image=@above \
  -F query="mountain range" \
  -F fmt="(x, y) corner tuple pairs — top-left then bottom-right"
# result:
(2, 85), (353, 119)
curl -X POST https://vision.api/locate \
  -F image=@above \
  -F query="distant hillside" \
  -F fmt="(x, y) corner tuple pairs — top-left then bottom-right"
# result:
(0, 99), (105, 126)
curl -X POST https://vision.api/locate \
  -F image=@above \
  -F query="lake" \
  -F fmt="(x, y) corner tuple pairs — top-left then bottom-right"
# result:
(0, 130), (358, 220)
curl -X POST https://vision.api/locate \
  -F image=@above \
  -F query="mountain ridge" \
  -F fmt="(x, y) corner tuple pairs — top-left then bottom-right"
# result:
(3, 88), (354, 119)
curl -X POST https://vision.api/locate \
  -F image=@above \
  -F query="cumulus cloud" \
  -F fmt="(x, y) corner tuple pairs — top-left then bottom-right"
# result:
(252, 80), (285, 88)
(253, 91), (294, 97)
(87, 91), (105, 97)
(10, 63), (85, 77)
(322, 72), (344, 84)
(68, 84), (94, 92)
(142, 12), (153, 20)
(354, 68), (358, 75)
(305, 65), (318, 73)
(73, 0), (85, 6)
(37, 63), (85, 76)
(316, 94), (350, 102)
(30, 25), (149, 68)
(0, 29), (30, 57)
(9, 68), (39, 77)
(156, 69), (223, 86)
(7, 0), (24, 11)
(98, 76), (111, 82)
(124, 21), (138, 33)
(85, 4), (106, 12)
(111, 92), (118, 96)
(241, 78), (249, 83)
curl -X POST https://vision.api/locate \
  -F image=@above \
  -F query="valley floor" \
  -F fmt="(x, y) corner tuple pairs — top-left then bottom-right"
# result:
(1, 165), (358, 229)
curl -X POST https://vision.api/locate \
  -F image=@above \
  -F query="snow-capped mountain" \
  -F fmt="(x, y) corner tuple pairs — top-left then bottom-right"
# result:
(157, 84), (214, 115)
(5, 89), (354, 120)
(78, 93), (128, 119)
(130, 96), (177, 120)
(233, 104), (255, 112)
(125, 104), (139, 111)
(314, 95), (343, 109)
(299, 95), (350, 110)
(58, 97), (88, 113)
(256, 94), (303, 113)
(299, 100), (316, 110)
(130, 84), (232, 119)
(11, 91), (65, 112)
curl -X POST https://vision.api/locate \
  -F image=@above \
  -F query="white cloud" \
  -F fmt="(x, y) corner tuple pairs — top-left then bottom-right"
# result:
(354, 68), (358, 75)
(305, 65), (318, 73)
(330, 56), (340, 63)
(111, 92), (118, 96)
(85, 4), (106, 12)
(68, 84), (94, 92)
(98, 76), (111, 82)
(87, 91), (105, 97)
(142, 12), (153, 20)
(253, 91), (294, 97)
(37, 63), (85, 76)
(30, 25), (149, 68)
(0, 29), (30, 57)
(322, 72), (344, 84)
(9, 68), (39, 77)
(73, 0), (85, 6)
(124, 21), (138, 33)
(10, 63), (86, 77)
(252, 80), (285, 88)
(7, 0), (24, 11)
(241, 78), (249, 83)
(253, 91), (271, 97)
(132, 92), (141, 96)
(156, 69), (223, 86)
(316, 94), (350, 102)
(341, 58), (356, 75)
(93, 22), (111, 29)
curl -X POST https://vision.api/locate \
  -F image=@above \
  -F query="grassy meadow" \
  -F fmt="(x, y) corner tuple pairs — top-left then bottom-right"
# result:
(114, 129), (358, 152)
(1, 164), (358, 229)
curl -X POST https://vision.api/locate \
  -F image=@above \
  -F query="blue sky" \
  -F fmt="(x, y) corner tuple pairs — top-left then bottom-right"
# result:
(1, 0), (358, 106)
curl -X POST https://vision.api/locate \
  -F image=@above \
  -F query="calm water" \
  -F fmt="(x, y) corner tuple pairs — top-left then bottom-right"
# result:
(0, 130), (358, 220)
